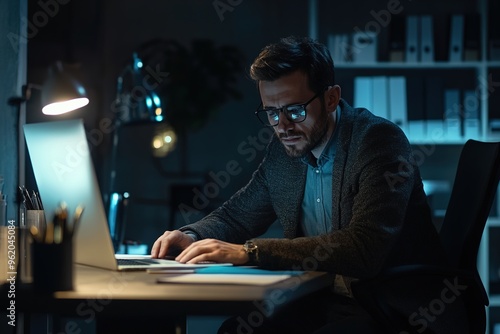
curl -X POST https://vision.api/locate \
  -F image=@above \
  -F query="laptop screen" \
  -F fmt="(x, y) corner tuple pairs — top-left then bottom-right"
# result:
(24, 119), (118, 270)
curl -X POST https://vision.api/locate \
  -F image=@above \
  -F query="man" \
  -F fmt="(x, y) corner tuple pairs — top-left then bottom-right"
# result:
(152, 36), (445, 333)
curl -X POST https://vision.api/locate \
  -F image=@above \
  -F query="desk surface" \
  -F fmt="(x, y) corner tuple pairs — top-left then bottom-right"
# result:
(3, 264), (334, 317)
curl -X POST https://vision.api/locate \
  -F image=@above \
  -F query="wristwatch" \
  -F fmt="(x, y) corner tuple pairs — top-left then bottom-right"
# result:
(243, 240), (259, 264)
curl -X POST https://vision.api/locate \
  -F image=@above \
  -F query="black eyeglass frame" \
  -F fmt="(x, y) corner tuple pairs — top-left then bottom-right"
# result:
(254, 91), (322, 127)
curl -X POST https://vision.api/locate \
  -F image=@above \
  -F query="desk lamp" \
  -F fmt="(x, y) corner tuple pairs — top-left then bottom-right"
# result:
(41, 61), (89, 115)
(7, 61), (89, 223)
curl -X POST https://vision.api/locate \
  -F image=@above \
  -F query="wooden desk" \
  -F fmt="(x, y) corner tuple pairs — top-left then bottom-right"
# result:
(2, 264), (333, 333)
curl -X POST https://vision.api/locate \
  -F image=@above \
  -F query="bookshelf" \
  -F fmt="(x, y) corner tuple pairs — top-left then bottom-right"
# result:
(309, 0), (500, 332)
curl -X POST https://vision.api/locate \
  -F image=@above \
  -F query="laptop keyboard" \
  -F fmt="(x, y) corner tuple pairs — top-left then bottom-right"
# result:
(117, 258), (161, 266)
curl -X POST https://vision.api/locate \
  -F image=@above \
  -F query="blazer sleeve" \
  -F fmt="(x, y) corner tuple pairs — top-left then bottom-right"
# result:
(179, 144), (278, 244)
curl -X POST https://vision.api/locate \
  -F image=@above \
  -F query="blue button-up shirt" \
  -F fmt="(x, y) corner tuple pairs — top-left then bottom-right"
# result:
(300, 107), (341, 236)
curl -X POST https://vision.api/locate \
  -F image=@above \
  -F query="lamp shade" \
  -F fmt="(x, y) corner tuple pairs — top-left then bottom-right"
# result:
(41, 61), (89, 115)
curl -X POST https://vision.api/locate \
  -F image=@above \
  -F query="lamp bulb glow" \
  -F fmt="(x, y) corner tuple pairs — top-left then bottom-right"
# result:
(42, 97), (89, 115)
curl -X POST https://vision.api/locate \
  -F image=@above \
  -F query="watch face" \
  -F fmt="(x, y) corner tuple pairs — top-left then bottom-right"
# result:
(245, 241), (257, 252)
(244, 241), (258, 263)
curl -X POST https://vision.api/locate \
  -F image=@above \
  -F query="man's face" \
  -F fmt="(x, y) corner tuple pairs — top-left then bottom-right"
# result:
(259, 71), (330, 158)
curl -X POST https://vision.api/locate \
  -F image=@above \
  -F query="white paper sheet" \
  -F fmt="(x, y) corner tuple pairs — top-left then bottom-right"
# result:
(157, 274), (291, 286)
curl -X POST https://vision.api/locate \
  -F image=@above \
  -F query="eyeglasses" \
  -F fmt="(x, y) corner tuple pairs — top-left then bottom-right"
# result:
(255, 92), (321, 127)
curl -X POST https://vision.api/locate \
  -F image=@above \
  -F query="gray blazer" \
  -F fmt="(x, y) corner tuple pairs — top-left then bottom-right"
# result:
(180, 99), (445, 280)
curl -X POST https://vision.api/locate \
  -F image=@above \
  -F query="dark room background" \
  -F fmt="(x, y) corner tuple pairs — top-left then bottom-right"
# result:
(20, 0), (473, 249)
(2, 0), (500, 332)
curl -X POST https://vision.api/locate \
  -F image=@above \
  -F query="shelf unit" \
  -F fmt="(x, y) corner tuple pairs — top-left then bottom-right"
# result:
(309, 0), (500, 332)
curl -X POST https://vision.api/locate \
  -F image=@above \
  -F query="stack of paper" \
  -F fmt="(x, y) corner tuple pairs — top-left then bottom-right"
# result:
(154, 267), (303, 286)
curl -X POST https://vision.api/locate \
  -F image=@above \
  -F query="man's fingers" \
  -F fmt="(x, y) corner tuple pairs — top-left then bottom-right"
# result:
(151, 230), (172, 258)
(152, 230), (195, 258)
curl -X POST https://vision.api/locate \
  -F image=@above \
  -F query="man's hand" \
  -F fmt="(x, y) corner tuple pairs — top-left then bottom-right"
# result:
(175, 239), (249, 265)
(151, 230), (195, 258)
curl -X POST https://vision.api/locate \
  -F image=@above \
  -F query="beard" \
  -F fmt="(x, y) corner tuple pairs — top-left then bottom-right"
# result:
(278, 108), (331, 158)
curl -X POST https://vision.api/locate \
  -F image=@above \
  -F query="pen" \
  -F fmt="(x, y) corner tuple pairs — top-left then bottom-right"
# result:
(19, 186), (34, 210)
(44, 221), (54, 244)
(36, 192), (44, 210)
(19, 186), (31, 209)
(22, 186), (33, 209)
(32, 191), (40, 210)
(53, 202), (68, 244)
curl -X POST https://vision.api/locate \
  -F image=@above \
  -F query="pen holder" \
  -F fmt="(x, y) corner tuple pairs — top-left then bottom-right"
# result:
(32, 240), (74, 293)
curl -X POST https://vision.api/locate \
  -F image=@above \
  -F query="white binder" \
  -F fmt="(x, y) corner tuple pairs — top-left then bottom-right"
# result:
(351, 31), (377, 63)
(372, 76), (389, 120)
(354, 77), (373, 111)
(449, 15), (464, 62)
(388, 76), (408, 135)
(406, 15), (420, 62)
(420, 15), (434, 62)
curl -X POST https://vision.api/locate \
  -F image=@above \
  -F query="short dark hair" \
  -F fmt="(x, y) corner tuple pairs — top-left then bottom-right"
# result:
(249, 36), (335, 94)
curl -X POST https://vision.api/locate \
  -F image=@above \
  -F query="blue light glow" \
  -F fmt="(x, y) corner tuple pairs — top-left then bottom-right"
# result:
(146, 96), (153, 108)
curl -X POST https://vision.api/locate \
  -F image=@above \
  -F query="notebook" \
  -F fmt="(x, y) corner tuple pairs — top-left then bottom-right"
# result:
(23, 119), (230, 271)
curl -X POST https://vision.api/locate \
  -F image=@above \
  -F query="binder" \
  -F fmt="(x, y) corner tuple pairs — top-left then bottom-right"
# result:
(336, 34), (351, 63)
(354, 77), (373, 110)
(433, 13), (451, 61)
(449, 15), (464, 62)
(420, 15), (434, 62)
(388, 15), (406, 62)
(444, 89), (462, 139)
(372, 76), (389, 120)
(328, 34), (348, 64)
(327, 34), (337, 62)
(406, 76), (426, 139)
(463, 90), (480, 139)
(489, 80), (500, 136)
(424, 76), (445, 140)
(388, 76), (408, 135)
(489, 0), (500, 60)
(494, 323), (500, 334)
(351, 31), (377, 63)
(405, 15), (420, 62)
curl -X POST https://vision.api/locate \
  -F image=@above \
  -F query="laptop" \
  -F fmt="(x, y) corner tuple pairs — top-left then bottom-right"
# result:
(23, 119), (229, 271)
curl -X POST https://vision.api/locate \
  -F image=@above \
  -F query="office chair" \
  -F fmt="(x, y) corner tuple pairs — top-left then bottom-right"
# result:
(351, 139), (500, 334)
